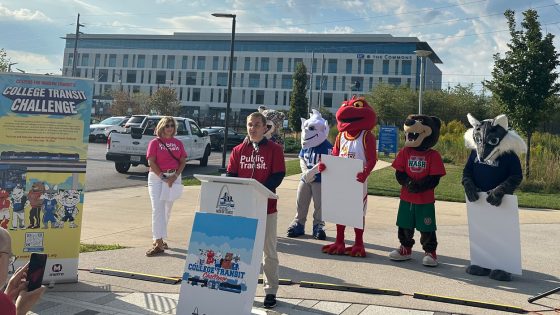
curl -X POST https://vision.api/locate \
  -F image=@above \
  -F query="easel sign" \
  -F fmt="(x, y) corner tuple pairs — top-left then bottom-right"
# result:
(177, 212), (259, 315)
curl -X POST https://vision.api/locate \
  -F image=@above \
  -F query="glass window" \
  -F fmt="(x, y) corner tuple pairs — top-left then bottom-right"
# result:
(345, 59), (352, 74)
(328, 59), (337, 73)
(68, 53), (74, 66)
(315, 75), (321, 90)
(256, 90), (265, 104)
(250, 90), (254, 104)
(281, 75), (292, 89)
(274, 91), (279, 105)
(210, 88), (214, 102)
(254, 57), (259, 71)
(109, 54), (116, 67)
(81, 54), (89, 67)
(364, 60), (374, 74)
(277, 58), (283, 72)
(152, 55), (158, 68)
(192, 88), (201, 101)
(260, 57), (269, 71)
(98, 69), (108, 82)
(190, 121), (202, 136)
(123, 55), (128, 67)
(341, 76), (346, 91)
(357, 59), (362, 74)
(383, 60), (389, 75)
(126, 70), (136, 83)
(323, 93), (333, 107)
(197, 56), (206, 70)
(156, 71), (166, 84)
(182, 56), (188, 69)
(161, 55), (165, 68)
(402, 60), (412, 75)
(395, 60), (399, 75)
(332, 76), (337, 90)
(249, 74), (260, 88)
(95, 54), (100, 67)
(388, 77), (401, 86)
(167, 55), (175, 69)
(244, 57), (250, 71)
(273, 74), (277, 89)
(265, 74), (268, 88)
(288, 58), (292, 72)
(351, 76), (363, 91)
(137, 55), (145, 68)
(217, 72), (228, 86)
(232, 57), (237, 70)
(222, 56), (227, 70)
(213, 56), (219, 70)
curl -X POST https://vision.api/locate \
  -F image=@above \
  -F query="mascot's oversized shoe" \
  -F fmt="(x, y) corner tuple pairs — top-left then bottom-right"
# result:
(344, 244), (366, 257)
(286, 222), (305, 238)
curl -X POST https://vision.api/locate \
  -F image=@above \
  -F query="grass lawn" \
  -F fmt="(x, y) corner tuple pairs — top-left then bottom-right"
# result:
(80, 243), (126, 253)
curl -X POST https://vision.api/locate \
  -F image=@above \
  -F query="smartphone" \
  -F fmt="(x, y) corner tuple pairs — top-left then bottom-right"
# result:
(26, 253), (47, 291)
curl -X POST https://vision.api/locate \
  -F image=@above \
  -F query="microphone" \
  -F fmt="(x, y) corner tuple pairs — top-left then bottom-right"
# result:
(252, 141), (259, 153)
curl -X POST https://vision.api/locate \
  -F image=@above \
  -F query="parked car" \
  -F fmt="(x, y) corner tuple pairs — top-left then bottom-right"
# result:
(124, 114), (147, 132)
(89, 116), (129, 142)
(216, 129), (247, 150)
(201, 126), (224, 150)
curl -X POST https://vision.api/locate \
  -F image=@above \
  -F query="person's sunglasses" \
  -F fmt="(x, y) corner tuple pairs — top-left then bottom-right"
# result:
(165, 124), (175, 128)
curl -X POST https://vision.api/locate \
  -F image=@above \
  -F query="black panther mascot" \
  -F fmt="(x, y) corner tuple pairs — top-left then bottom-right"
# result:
(462, 113), (527, 281)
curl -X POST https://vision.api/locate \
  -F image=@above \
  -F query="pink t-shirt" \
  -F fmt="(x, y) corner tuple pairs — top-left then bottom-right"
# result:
(146, 137), (187, 171)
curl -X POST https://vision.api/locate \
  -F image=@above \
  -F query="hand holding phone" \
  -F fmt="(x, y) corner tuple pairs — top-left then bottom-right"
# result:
(26, 253), (47, 291)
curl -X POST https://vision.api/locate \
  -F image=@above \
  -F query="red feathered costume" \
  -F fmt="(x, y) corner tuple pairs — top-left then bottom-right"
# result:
(319, 96), (377, 257)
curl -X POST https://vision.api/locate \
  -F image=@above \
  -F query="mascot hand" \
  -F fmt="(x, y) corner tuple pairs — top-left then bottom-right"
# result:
(302, 165), (320, 183)
(486, 188), (505, 206)
(464, 182), (480, 202)
(356, 171), (368, 183)
(318, 162), (326, 172)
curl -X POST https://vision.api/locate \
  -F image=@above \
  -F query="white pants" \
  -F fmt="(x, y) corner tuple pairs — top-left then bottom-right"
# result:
(148, 172), (180, 240)
(12, 212), (24, 228)
(263, 212), (279, 295)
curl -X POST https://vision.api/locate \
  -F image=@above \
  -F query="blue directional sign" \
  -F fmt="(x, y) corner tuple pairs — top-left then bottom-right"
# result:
(378, 125), (398, 155)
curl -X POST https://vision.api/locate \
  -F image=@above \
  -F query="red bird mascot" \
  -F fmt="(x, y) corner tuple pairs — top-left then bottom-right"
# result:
(319, 96), (377, 257)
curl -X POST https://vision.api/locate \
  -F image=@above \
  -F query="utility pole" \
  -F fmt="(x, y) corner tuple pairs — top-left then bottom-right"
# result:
(71, 13), (85, 77)
(308, 51), (314, 116)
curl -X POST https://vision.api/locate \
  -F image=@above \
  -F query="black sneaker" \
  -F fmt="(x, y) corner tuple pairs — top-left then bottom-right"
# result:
(263, 294), (277, 308)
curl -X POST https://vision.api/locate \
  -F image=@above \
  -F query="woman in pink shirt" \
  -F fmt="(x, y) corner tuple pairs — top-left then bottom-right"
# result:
(145, 117), (187, 256)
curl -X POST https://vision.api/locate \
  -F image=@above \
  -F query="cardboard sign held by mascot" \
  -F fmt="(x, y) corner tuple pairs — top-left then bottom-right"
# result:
(389, 115), (446, 267)
(286, 109), (332, 240)
(462, 113), (526, 281)
(318, 96), (377, 257)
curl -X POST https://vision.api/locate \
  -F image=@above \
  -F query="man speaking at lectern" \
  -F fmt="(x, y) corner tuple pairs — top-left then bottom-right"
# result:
(227, 112), (285, 309)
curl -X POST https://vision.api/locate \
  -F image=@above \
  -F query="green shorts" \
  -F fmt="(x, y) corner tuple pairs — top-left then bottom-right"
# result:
(396, 200), (437, 232)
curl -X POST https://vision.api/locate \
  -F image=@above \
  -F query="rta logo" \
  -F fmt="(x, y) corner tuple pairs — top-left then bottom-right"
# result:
(52, 264), (62, 272)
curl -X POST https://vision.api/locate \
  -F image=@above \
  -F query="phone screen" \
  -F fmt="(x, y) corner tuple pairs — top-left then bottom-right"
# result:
(26, 253), (47, 291)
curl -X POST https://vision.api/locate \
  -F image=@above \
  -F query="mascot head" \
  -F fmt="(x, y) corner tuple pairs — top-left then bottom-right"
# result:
(11, 185), (24, 200)
(258, 106), (285, 140)
(30, 182), (45, 194)
(300, 109), (329, 149)
(43, 185), (58, 200)
(336, 96), (376, 133)
(465, 113), (527, 164)
(404, 115), (441, 150)
(0, 188), (8, 200)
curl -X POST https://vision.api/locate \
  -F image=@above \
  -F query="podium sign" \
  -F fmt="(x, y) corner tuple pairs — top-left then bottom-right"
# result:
(177, 175), (277, 315)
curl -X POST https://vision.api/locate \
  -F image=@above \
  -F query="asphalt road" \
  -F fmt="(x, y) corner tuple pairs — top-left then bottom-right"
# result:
(85, 142), (229, 192)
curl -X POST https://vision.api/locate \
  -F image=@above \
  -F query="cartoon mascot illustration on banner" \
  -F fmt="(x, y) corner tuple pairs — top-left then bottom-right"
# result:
(42, 185), (59, 229)
(389, 115), (446, 267)
(286, 109), (332, 240)
(258, 105), (285, 146)
(58, 189), (81, 228)
(10, 185), (27, 230)
(0, 188), (11, 229)
(27, 181), (45, 229)
(319, 96), (377, 257)
(462, 113), (526, 281)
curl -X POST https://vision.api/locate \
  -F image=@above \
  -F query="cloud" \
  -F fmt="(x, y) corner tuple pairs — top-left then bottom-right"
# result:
(0, 4), (52, 22)
(6, 50), (62, 74)
(323, 25), (355, 34)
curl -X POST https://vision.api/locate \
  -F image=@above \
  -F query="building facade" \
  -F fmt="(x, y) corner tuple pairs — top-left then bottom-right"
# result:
(62, 33), (442, 124)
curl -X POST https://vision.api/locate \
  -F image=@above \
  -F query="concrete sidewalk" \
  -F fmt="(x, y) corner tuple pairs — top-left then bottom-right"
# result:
(32, 163), (560, 314)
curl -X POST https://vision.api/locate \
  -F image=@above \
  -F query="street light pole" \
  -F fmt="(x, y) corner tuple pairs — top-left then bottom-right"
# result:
(415, 50), (432, 115)
(212, 13), (236, 172)
(7, 62), (17, 72)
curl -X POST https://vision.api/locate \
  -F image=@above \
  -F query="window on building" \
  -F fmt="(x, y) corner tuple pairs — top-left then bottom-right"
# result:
(133, 85), (140, 93)
(244, 57), (250, 71)
(81, 54), (89, 67)
(345, 59), (352, 74)
(240, 73), (244, 87)
(323, 93), (333, 108)
(383, 60), (389, 75)
(315, 75), (321, 90)
(132, 55), (136, 68)
(218, 88), (222, 103)
(233, 73), (236, 87)
(192, 88), (201, 101)
(288, 58), (292, 72)
(223, 56), (227, 70)
(407, 78), (412, 88)
(249, 74), (260, 88)
(265, 74), (268, 88)
(395, 60), (399, 75)
(388, 77), (401, 86)
(122, 55), (128, 67)
(369, 77), (373, 90)
(167, 55), (175, 69)
(254, 57), (259, 71)
(126, 70), (136, 83)
(210, 88), (214, 102)
(364, 60), (374, 75)
(109, 54), (117, 67)
(181, 56), (188, 69)
(191, 57), (195, 69)
(250, 90), (254, 104)
(200, 72), (205, 85)
(242, 90), (246, 103)
(137, 55), (145, 68)
(95, 54), (100, 67)
(232, 57), (237, 70)
(332, 76), (337, 90)
(283, 91), (287, 105)
(177, 72), (181, 85)
(148, 71), (152, 83)
(277, 58), (283, 72)
(152, 55), (158, 68)
(312, 58), (317, 73)
(402, 60), (412, 75)
(281, 75), (292, 89)
(294, 58), (303, 70)
(351, 76), (363, 91)
(256, 90), (265, 104)
(68, 53), (74, 66)
(197, 56), (206, 70)
(260, 57), (269, 71)
(341, 76), (346, 90)
(156, 71), (166, 84)
(213, 56), (219, 70)
(98, 69), (108, 82)
(274, 91), (279, 105)
(357, 59), (362, 74)
(217, 72), (228, 86)
(273, 74), (277, 89)
(328, 59), (337, 73)
(208, 72), (212, 86)
(223, 89), (228, 103)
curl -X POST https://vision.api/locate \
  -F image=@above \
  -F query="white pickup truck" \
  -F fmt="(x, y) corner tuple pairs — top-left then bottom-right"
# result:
(106, 116), (211, 173)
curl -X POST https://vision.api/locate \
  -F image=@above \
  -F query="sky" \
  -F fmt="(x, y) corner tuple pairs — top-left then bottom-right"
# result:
(1, 0), (560, 92)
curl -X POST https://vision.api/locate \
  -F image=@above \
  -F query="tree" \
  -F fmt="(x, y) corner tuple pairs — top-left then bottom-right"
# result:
(484, 9), (560, 177)
(288, 62), (309, 132)
(149, 87), (181, 116)
(0, 48), (11, 72)
(109, 91), (135, 116)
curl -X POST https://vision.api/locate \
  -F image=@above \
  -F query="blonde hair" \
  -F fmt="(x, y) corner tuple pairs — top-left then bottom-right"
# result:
(247, 112), (267, 125)
(155, 116), (177, 137)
